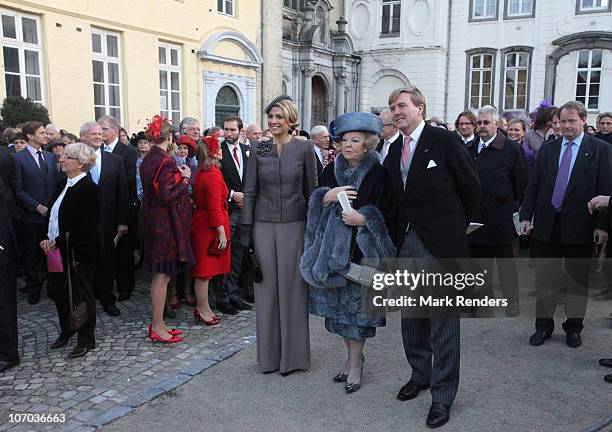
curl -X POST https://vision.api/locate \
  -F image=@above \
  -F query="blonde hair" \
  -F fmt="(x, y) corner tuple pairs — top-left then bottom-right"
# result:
(388, 87), (427, 119)
(65, 142), (96, 171)
(267, 98), (300, 132)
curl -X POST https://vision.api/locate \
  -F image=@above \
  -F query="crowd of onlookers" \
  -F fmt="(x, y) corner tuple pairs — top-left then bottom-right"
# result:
(0, 92), (611, 428)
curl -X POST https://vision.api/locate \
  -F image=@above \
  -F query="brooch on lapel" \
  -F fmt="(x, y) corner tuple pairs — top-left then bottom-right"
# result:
(246, 150), (250, 158)
(256, 141), (272, 156)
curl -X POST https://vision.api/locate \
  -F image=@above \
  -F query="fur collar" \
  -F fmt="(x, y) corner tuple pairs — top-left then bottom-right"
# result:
(333, 151), (380, 190)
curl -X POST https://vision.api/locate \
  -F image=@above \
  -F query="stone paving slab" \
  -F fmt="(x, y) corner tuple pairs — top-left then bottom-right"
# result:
(0, 272), (256, 432)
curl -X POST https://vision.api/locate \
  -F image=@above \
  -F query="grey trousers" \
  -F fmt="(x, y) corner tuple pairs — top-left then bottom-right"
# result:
(400, 229), (460, 406)
(253, 220), (311, 374)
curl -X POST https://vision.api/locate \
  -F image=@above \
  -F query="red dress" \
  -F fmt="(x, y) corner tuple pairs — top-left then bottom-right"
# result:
(190, 166), (231, 279)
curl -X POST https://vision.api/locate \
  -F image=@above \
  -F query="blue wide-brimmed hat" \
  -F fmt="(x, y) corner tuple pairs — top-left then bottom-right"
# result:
(329, 112), (383, 141)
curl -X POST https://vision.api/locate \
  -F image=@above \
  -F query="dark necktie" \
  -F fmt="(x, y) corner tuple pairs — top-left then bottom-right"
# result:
(551, 142), (574, 210)
(37, 150), (48, 178)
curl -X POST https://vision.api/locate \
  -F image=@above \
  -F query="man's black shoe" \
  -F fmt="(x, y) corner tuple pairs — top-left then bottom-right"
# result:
(105, 304), (121, 316)
(50, 337), (70, 349)
(117, 292), (131, 302)
(0, 360), (19, 373)
(217, 303), (238, 315)
(529, 330), (551, 346)
(232, 300), (252, 311)
(27, 293), (40, 305)
(605, 374), (612, 383)
(397, 380), (430, 401)
(599, 358), (612, 368)
(68, 346), (89, 359)
(566, 332), (581, 348)
(426, 403), (450, 429)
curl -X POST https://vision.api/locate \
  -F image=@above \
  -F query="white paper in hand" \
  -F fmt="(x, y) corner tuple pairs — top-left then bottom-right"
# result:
(338, 191), (353, 213)
(466, 222), (483, 234)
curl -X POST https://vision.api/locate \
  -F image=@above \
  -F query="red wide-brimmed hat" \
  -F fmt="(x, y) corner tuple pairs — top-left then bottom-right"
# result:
(176, 135), (197, 159)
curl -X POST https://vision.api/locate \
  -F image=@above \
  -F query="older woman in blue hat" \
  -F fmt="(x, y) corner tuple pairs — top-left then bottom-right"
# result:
(300, 112), (397, 394)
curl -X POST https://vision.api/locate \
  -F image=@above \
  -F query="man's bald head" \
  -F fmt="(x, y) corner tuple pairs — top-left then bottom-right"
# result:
(246, 123), (263, 142)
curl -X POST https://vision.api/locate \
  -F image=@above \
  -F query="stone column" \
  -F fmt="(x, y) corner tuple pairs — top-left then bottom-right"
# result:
(335, 70), (347, 117)
(301, 63), (314, 132)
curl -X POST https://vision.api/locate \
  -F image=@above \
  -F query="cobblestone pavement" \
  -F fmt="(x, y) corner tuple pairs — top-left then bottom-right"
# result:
(0, 272), (256, 432)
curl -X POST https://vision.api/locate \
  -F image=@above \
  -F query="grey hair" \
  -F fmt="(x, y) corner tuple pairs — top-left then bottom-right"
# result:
(64, 143), (96, 171)
(96, 115), (120, 132)
(310, 125), (328, 139)
(45, 123), (59, 132)
(179, 117), (199, 132)
(342, 131), (380, 152)
(79, 121), (100, 136)
(478, 105), (499, 121)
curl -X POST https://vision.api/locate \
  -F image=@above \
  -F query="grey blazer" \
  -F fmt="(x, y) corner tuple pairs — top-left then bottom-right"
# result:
(242, 138), (317, 224)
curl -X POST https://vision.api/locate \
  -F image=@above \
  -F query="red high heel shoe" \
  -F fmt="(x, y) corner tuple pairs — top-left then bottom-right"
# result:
(169, 295), (181, 310)
(194, 308), (221, 326)
(148, 326), (183, 344)
(148, 325), (183, 339)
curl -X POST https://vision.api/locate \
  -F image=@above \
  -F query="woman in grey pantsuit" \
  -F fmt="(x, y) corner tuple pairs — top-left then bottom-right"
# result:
(241, 96), (317, 375)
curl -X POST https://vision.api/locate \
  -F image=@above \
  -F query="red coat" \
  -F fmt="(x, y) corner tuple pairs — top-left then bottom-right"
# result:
(190, 166), (231, 279)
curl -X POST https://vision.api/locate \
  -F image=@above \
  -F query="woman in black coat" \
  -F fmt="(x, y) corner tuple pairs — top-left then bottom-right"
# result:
(40, 143), (100, 359)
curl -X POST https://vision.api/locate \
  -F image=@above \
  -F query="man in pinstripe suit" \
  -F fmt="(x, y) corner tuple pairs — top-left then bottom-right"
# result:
(384, 88), (480, 429)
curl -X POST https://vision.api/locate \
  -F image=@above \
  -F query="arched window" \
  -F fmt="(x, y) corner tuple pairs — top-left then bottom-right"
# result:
(215, 85), (240, 126)
(316, 6), (327, 45)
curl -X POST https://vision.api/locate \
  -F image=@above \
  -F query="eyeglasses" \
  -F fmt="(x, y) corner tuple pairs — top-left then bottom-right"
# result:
(458, 122), (474, 127)
(59, 155), (78, 161)
(477, 120), (492, 125)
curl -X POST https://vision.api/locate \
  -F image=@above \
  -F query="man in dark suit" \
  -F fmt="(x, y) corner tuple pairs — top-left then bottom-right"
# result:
(0, 139), (17, 222)
(376, 109), (402, 161)
(384, 87), (480, 428)
(0, 176), (19, 372)
(310, 125), (330, 179)
(97, 115), (138, 301)
(13, 121), (58, 304)
(520, 101), (612, 348)
(215, 115), (252, 314)
(467, 106), (527, 317)
(80, 121), (128, 316)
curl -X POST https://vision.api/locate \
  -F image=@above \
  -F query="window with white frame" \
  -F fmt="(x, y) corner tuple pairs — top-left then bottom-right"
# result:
(91, 28), (122, 122)
(469, 53), (494, 109)
(578, 0), (610, 12)
(218, 0), (234, 15)
(0, 10), (43, 103)
(575, 49), (602, 111)
(503, 51), (529, 110)
(381, 0), (401, 36)
(159, 42), (181, 125)
(472, 0), (498, 19)
(507, 0), (534, 16)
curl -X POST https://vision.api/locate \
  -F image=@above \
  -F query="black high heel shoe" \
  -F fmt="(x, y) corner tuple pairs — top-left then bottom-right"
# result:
(345, 365), (363, 394)
(334, 354), (365, 384)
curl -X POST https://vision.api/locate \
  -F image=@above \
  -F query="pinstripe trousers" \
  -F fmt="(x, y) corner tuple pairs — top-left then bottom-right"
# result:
(400, 229), (460, 406)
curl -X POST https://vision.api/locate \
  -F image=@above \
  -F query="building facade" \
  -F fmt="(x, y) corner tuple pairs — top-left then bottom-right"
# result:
(282, 0), (360, 132)
(346, 0), (612, 123)
(0, 0), (273, 133)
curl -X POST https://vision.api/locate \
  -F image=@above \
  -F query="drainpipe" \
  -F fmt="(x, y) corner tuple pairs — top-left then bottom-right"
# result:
(443, 0), (452, 121)
(260, 0), (265, 126)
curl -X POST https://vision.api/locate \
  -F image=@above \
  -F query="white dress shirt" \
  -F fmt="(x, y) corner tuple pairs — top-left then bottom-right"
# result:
(48, 172), (87, 242)
(227, 142), (244, 201)
(380, 130), (400, 161)
(26, 144), (44, 168)
(104, 138), (118, 153)
(462, 134), (475, 145)
(313, 145), (324, 165)
(478, 134), (497, 154)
